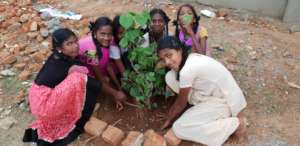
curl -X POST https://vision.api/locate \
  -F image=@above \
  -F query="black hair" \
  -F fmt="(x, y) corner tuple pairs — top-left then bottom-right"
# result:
(112, 15), (121, 45)
(89, 16), (112, 59)
(52, 28), (76, 52)
(174, 4), (201, 38)
(157, 36), (189, 80)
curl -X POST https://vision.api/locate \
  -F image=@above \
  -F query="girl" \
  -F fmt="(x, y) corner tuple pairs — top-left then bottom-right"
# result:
(158, 36), (247, 146)
(23, 28), (101, 145)
(149, 8), (171, 43)
(79, 16), (126, 110)
(175, 4), (210, 56)
(111, 15), (130, 71)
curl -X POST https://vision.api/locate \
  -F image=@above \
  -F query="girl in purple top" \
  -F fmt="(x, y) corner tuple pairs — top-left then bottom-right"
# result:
(174, 4), (210, 56)
(79, 17), (126, 110)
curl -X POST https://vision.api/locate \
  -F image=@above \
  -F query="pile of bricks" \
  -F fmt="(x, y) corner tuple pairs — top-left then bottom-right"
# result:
(84, 117), (182, 146)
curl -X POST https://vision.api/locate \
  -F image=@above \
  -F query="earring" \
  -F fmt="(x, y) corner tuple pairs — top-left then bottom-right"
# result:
(58, 50), (62, 53)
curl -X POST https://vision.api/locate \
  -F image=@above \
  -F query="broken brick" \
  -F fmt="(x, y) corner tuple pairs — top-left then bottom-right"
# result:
(102, 125), (125, 146)
(18, 70), (31, 81)
(84, 117), (107, 136)
(31, 52), (45, 63)
(121, 131), (144, 146)
(164, 129), (181, 146)
(143, 129), (166, 146)
(1, 54), (17, 65)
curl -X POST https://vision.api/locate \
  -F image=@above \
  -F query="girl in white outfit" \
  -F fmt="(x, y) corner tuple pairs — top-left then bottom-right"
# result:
(157, 36), (247, 146)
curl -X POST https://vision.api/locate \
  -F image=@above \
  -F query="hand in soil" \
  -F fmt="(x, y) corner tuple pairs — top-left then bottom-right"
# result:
(136, 108), (144, 119)
(156, 112), (166, 121)
(116, 101), (124, 111)
(160, 119), (171, 130)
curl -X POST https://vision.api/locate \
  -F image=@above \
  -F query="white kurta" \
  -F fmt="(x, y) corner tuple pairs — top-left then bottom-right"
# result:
(165, 54), (247, 146)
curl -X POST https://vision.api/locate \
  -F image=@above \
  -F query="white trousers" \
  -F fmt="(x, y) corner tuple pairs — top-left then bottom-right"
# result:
(166, 71), (240, 146)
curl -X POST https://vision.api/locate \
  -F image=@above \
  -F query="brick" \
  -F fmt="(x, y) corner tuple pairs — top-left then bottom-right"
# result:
(14, 63), (26, 70)
(102, 125), (125, 146)
(31, 52), (45, 63)
(1, 54), (17, 65)
(164, 129), (181, 146)
(84, 117), (107, 136)
(143, 129), (166, 146)
(121, 131), (144, 146)
(28, 63), (42, 72)
(18, 70), (31, 81)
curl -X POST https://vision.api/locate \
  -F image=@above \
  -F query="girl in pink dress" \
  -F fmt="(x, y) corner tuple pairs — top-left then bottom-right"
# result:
(79, 17), (126, 110)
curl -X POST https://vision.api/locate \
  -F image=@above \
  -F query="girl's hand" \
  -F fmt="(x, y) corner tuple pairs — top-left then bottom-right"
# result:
(160, 119), (171, 130)
(68, 65), (89, 74)
(113, 90), (127, 111)
(183, 23), (194, 36)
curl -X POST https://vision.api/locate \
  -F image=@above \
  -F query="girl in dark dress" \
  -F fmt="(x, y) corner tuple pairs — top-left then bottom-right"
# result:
(23, 28), (101, 146)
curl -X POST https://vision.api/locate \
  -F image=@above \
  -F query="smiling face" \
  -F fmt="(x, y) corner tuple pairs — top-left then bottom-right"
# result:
(95, 25), (113, 48)
(158, 48), (182, 71)
(59, 35), (79, 58)
(151, 13), (165, 34)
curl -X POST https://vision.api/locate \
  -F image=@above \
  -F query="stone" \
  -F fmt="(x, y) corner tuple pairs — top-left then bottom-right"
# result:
(30, 21), (38, 31)
(143, 129), (166, 146)
(36, 34), (44, 42)
(216, 9), (228, 18)
(40, 28), (49, 37)
(19, 101), (29, 112)
(121, 131), (144, 146)
(41, 41), (50, 49)
(8, 22), (21, 31)
(27, 32), (38, 39)
(47, 18), (61, 30)
(40, 11), (51, 20)
(84, 117), (108, 136)
(102, 125), (125, 146)
(14, 63), (26, 70)
(31, 52), (45, 63)
(0, 15), (5, 23)
(0, 117), (17, 130)
(20, 14), (30, 23)
(0, 69), (16, 76)
(18, 70), (31, 81)
(164, 129), (181, 146)
(1, 55), (17, 65)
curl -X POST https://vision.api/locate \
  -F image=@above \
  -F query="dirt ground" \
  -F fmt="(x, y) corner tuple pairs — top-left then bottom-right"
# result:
(0, 0), (300, 146)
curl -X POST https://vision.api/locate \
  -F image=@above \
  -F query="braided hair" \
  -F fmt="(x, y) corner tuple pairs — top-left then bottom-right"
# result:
(89, 16), (112, 59)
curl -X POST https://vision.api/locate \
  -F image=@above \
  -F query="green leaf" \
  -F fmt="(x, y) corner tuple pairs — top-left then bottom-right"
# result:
(125, 30), (141, 43)
(135, 12), (149, 27)
(119, 37), (128, 48)
(181, 14), (193, 25)
(120, 13), (134, 30)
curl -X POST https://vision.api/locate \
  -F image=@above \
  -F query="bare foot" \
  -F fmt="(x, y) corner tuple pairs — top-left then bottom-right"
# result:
(234, 117), (248, 139)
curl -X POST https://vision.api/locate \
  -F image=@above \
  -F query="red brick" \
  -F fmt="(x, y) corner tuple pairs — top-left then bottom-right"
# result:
(102, 125), (125, 146)
(143, 129), (166, 146)
(164, 129), (181, 146)
(121, 131), (144, 146)
(18, 70), (31, 81)
(28, 63), (42, 72)
(84, 117), (107, 136)
(1, 54), (17, 65)
(14, 63), (26, 70)
(31, 52), (45, 63)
